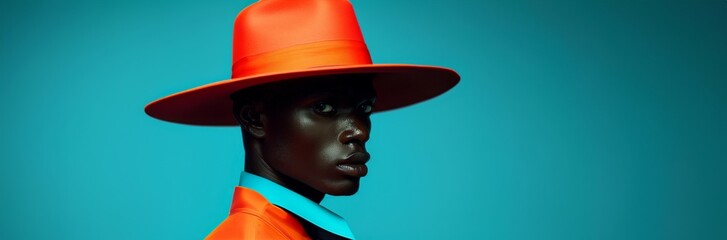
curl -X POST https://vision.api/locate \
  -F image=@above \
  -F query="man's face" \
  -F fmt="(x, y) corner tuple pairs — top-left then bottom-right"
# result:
(261, 76), (376, 196)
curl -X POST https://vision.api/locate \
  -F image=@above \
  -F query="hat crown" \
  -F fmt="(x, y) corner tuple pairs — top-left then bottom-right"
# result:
(232, 0), (372, 78)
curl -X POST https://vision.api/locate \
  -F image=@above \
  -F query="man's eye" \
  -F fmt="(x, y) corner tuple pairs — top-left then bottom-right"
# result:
(360, 104), (373, 114)
(314, 103), (335, 114)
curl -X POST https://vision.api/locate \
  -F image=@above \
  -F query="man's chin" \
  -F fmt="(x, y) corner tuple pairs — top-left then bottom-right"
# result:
(323, 180), (361, 196)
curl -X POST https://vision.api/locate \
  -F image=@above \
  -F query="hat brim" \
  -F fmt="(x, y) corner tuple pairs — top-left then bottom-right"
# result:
(144, 64), (460, 126)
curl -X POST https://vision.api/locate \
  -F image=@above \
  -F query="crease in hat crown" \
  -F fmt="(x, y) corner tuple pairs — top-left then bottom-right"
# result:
(231, 0), (371, 78)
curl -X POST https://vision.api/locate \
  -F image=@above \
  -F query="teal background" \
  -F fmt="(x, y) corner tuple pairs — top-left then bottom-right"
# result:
(1, 0), (726, 239)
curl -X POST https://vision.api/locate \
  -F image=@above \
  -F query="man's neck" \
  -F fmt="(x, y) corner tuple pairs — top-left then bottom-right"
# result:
(243, 149), (325, 203)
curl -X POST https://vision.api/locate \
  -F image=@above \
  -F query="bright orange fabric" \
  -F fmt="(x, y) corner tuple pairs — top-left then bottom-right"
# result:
(206, 187), (312, 240)
(232, 0), (365, 62)
(231, 40), (372, 78)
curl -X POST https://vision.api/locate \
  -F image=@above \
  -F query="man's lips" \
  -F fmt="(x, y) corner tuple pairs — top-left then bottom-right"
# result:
(337, 152), (370, 177)
(340, 152), (370, 164)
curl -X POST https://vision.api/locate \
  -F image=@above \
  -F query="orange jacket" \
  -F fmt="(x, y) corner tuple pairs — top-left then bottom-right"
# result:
(206, 186), (311, 240)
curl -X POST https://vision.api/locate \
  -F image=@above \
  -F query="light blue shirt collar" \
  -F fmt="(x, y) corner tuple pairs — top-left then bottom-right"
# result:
(239, 172), (355, 239)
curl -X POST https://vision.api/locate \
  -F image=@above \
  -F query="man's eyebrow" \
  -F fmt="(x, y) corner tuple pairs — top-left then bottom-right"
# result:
(300, 93), (376, 103)
(300, 91), (333, 99)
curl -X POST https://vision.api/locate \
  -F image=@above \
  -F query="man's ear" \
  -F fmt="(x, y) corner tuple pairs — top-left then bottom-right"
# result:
(234, 103), (265, 138)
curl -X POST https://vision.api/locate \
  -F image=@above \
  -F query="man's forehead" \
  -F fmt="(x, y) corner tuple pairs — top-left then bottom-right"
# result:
(266, 74), (375, 98)
(230, 73), (376, 105)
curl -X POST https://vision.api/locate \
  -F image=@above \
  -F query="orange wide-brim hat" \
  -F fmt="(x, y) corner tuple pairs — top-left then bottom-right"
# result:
(145, 0), (460, 126)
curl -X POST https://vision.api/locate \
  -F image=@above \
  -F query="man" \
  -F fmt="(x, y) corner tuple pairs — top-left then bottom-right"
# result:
(145, 0), (459, 239)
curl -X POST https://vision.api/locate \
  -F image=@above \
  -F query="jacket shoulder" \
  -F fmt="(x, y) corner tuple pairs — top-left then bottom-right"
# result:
(205, 210), (290, 240)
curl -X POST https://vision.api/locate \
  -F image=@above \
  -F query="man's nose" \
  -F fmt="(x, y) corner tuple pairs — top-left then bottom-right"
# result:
(339, 117), (370, 146)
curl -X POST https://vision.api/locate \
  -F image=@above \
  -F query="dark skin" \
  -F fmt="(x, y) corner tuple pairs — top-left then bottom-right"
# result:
(233, 74), (376, 204)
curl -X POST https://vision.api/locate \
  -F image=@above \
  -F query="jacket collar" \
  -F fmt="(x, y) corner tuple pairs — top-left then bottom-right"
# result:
(239, 172), (355, 239)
